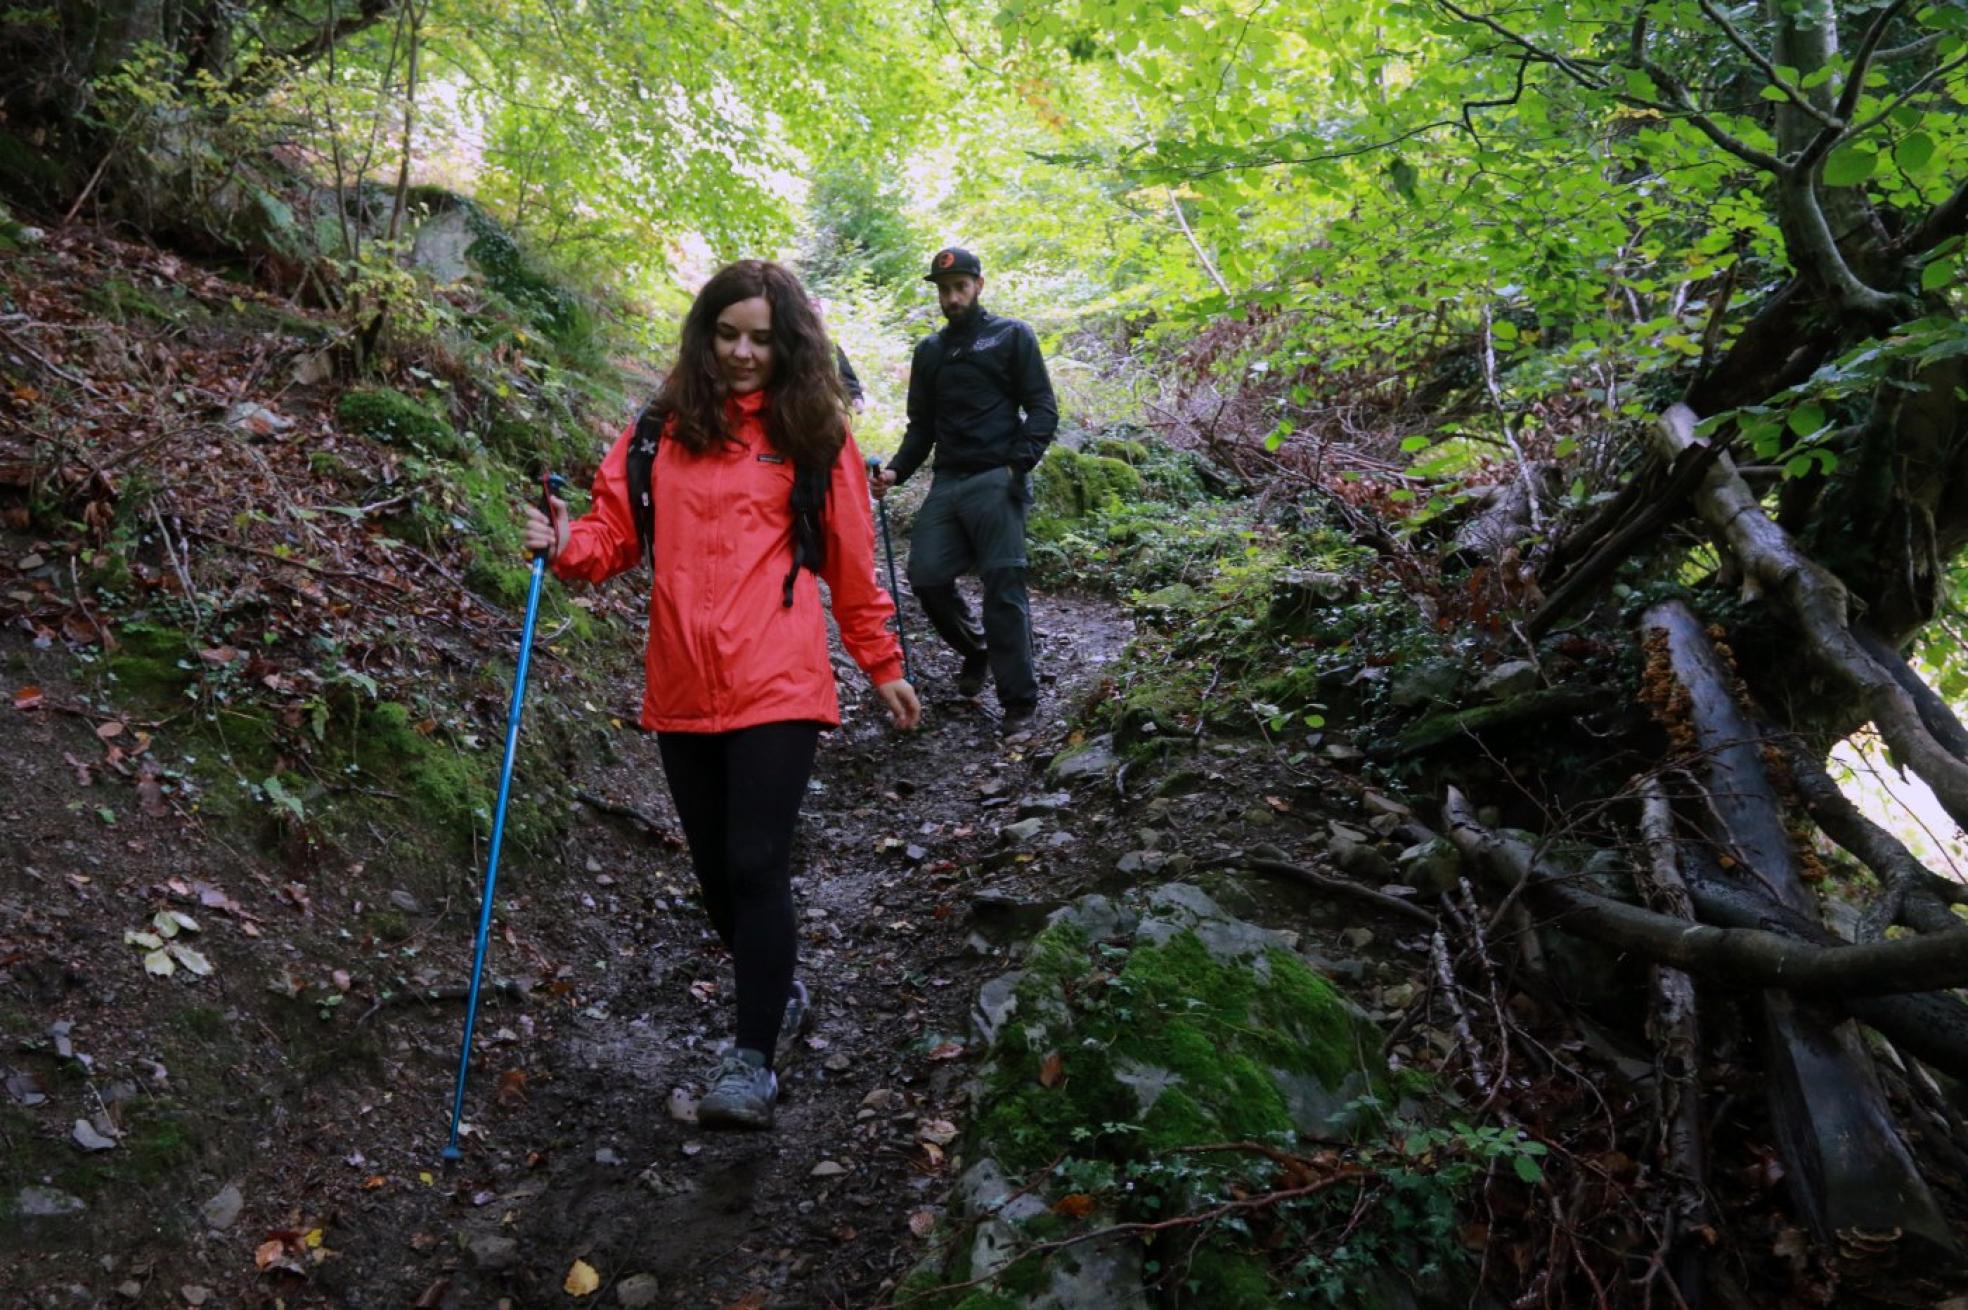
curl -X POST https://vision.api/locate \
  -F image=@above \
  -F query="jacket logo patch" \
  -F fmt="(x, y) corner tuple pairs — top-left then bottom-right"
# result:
(756, 453), (787, 465)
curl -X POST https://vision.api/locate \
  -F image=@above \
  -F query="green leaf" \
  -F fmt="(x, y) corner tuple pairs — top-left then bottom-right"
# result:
(1788, 402), (1827, 437)
(1896, 131), (1937, 173)
(1512, 1154), (1544, 1185)
(1400, 435), (1432, 452)
(1923, 258), (1957, 292)
(1759, 84), (1790, 102)
(1821, 146), (1877, 187)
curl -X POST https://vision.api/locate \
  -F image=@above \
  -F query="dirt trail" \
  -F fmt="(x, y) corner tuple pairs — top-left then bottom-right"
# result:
(327, 588), (1135, 1309)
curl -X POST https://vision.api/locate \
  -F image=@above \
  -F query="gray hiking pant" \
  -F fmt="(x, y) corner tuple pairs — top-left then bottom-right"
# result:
(905, 466), (1037, 710)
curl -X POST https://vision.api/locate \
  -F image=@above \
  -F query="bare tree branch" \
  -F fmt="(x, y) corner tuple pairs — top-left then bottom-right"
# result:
(1696, 0), (1842, 131)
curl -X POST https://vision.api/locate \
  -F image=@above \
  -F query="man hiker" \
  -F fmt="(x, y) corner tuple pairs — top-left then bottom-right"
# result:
(874, 246), (1058, 736)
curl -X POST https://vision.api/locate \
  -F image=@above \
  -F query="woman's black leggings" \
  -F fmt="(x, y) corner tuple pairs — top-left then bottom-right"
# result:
(656, 720), (821, 1067)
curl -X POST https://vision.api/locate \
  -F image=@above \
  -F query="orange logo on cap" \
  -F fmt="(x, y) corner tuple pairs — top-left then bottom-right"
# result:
(937, 252), (956, 269)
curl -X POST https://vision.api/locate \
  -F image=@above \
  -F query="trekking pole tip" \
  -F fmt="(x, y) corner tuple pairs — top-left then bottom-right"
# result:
(440, 1143), (462, 1163)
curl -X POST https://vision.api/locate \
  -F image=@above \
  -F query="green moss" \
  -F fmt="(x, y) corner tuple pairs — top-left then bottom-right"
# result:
(106, 622), (195, 706)
(366, 909), (413, 943)
(356, 700), (492, 845)
(171, 1006), (227, 1041)
(337, 387), (463, 458)
(1184, 1246), (1276, 1309)
(1031, 447), (1145, 540)
(84, 277), (182, 326)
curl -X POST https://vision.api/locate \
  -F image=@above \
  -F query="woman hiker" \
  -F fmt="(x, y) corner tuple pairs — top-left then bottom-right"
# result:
(522, 260), (921, 1129)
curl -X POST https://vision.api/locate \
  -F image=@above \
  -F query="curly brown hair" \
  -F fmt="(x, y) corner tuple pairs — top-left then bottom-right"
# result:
(650, 259), (847, 471)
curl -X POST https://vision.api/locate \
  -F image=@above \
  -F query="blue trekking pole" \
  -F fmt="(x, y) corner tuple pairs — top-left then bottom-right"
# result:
(442, 469), (566, 1161)
(868, 456), (911, 680)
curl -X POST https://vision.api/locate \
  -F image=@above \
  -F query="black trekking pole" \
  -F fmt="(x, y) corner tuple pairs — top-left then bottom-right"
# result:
(441, 470), (566, 1162)
(867, 456), (911, 681)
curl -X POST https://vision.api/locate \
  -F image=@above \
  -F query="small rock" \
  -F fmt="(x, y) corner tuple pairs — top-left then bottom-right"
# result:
(468, 1234), (520, 1271)
(290, 350), (335, 387)
(200, 1183), (243, 1230)
(1380, 982), (1419, 1009)
(594, 1147), (622, 1166)
(225, 402), (296, 436)
(1328, 830), (1394, 883)
(1115, 850), (1166, 876)
(1046, 734), (1116, 784)
(1476, 659), (1540, 700)
(585, 857), (603, 874)
(616, 1273), (662, 1308)
(971, 971), (1024, 1047)
(904, 844), (928, 863)
(811, 1160), (848, 1178)
(667, 1088), (699, 1124)
(388, 888), (423, 914)
(115, 1283), (141, 1301)
(1240, 806), (1279, 828)
(181, 1286), (212, 1307)
(1341, 927), (1376, 951)
(1390, 657), (1463, 708)
(998, 818), (1045, 846)
(1396, 837), (1463, 897)
(15, 1186), (85, 1217)
(823, 1053), (851, 1072)
(72, 1119), (117, 1151)
(1015, 792), (1072, 819)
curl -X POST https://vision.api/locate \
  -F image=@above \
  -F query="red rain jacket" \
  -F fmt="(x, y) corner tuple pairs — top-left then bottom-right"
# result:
(553, 390), (904, 733)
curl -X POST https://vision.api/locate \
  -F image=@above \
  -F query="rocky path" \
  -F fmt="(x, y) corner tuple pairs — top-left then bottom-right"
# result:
(328, 588), (1136, 1309)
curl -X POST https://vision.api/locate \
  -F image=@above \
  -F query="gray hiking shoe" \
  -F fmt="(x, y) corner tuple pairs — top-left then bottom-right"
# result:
(698, 1048), (777, 1130)
(956, 652), (990, 698)
(1000, 705), (1038, 737)
(778, 979), (812, 1061)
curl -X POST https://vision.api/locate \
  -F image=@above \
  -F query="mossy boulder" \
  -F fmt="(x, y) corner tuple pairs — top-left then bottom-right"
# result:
(932, 884), (1386, 1308)
(1030, 446), (1144, 540)
(337, 387), (464, 457)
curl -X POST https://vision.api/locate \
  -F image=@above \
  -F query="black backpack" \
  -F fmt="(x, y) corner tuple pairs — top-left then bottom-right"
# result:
(626, 403), (832, 608)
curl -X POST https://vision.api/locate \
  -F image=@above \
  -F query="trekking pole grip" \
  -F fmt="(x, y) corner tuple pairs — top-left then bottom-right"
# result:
(537, 471), (567, 561)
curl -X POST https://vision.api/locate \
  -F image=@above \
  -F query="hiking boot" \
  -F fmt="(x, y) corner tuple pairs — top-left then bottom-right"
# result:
(698, 1048), (777, 1130)
(956, 652), (990, 698)
(777, 979), (812, 1062)
(1000, 705), (1038, 737)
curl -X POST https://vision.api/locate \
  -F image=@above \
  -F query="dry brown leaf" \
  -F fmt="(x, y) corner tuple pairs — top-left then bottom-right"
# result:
(1052, 1193), (1096, 1218)
(564, 1258), (600, 1297)
(907, 1209), (936, 1238)
(926, 1042), (964, 1062)
(1039, 1050), (1064, 1088)
(12, 685), (42, 710)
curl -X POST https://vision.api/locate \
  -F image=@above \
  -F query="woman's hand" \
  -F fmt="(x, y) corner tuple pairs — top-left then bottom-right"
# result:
(876, 679), (921, 731)
(522, 497), (570, 559)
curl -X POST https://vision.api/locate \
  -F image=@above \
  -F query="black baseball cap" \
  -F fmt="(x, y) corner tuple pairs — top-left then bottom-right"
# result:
(924, 247), (983, 281)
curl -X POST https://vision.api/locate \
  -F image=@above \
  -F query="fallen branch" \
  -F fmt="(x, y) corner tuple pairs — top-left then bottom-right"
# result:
(1441, 789), (1968, 1000)
(1652, 403), (1968, 835)
(575, 789), (675, 841)
(1223, 854), (1437, 926)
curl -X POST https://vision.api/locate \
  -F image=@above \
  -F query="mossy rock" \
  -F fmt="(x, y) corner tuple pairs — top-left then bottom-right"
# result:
(1030, 446), (1144, 539)
(337, 387), (464, 457)
(973, 910), (1381, 1175)
(0, 198), (24, 251)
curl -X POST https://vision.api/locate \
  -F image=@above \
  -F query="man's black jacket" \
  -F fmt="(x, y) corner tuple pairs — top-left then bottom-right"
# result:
(888, 308), (1058, 483)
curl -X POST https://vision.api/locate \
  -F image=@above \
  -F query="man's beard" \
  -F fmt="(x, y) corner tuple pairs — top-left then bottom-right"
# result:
(941, 301), (977, 323)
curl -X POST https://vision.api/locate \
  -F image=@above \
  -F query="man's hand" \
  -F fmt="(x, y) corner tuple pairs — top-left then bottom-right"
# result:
(876, 679), (921, 730)
(872, 468), (898, 500)
(522, 498), (570, 559)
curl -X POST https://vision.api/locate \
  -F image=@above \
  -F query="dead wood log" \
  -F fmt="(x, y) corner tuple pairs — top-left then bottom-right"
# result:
(1652, 403), (1968, 834)
(1637, 779), (1708, 1308)
(1637, 597), (1956, 1256)
(1442, 791), (1960, 1258)
(1779, 736), (1968, 939)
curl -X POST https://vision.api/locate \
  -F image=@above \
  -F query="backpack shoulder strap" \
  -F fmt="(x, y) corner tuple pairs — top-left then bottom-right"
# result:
(627, 403), (664, 567)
